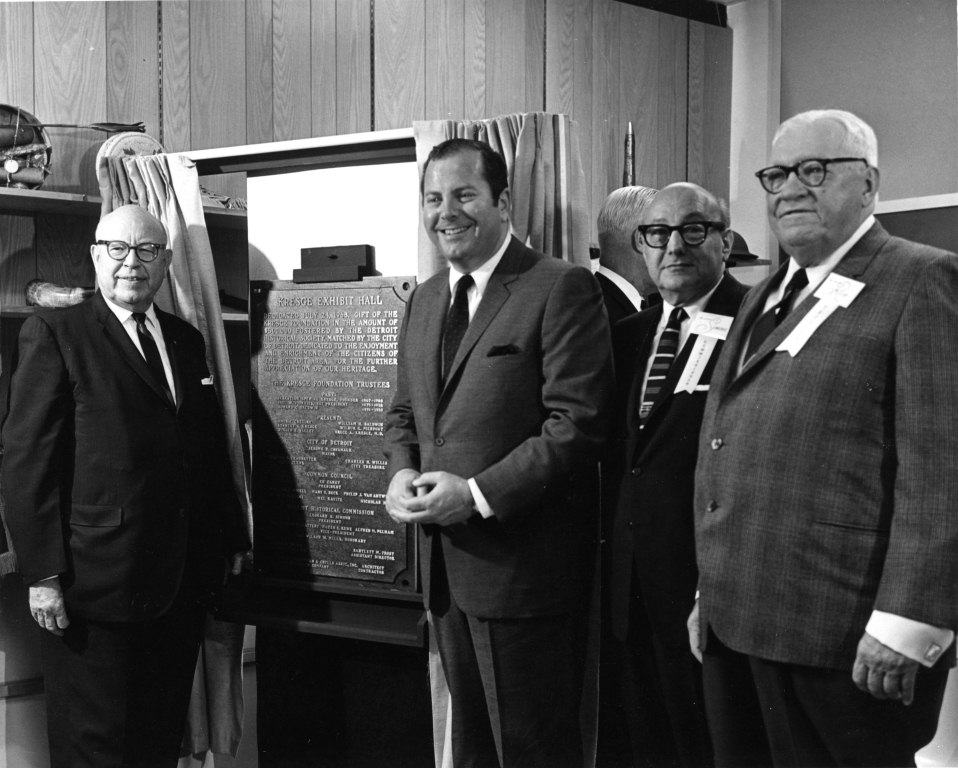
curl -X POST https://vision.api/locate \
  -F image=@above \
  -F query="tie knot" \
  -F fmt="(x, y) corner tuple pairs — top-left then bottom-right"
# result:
(454, 274), (474, 297)
(784, 268), (808, 295)
(667, 306), (687, 328)
(132, 312), (148, 328)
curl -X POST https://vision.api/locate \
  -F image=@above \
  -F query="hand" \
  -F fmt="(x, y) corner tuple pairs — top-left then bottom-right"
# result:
(852, 631), (920, 705)
(687, 598), (702, 663)
(385, 468), (422, 523)
(229, 550), (251, 577)
(29, 577), (70, 636)
(389, 471), (476, 527)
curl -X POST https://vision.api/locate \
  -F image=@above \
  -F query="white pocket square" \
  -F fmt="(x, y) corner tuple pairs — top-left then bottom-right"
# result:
(201, 375), (214, 386)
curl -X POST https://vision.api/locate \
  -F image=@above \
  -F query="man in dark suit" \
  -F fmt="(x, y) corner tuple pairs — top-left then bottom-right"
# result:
(384, 138), (613, 768)
(1, 205), (249, 768)
(603, 183), (746, 768)
(595, 185), (660, 325)
(692, 109), (958, 767)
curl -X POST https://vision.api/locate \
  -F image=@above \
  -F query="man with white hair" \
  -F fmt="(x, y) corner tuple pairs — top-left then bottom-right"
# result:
(595, 185), (660, 324)
(691, 109), (958, 767)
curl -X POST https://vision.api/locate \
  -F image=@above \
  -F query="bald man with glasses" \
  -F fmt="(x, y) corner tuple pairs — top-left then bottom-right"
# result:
(602, 182), (747, 768)
(2, 205), (249, 768)
(691, 109), (958, 767)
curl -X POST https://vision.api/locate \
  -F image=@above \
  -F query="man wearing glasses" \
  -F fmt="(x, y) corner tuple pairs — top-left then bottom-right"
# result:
(2, 205), (249, 767)
(692, 109), (958, 766)
(603, 182), (746, 768)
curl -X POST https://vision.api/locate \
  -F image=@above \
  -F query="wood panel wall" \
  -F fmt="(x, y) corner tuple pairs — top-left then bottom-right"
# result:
(0, 0), (731, 307)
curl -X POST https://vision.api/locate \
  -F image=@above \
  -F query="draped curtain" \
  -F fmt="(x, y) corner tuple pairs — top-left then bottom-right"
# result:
(413, 112), (591, 279)
(97, 153), (248, 762)
(413, 112), (600, 768)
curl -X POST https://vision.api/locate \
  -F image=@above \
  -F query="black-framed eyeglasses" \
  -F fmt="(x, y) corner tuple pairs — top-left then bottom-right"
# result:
(755, 157), (868, 194)
(634, 222), (726, 249)
(96, 240), (167, 263)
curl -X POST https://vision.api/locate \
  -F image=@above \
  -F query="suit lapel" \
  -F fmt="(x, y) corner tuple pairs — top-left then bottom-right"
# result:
(422, 276), (450, 406)
(439, 240), (522, 397)
(733, 222), (889, 383)
(92, 293), (175, 408)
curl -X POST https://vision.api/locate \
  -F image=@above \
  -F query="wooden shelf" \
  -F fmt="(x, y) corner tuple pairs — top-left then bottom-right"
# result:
(0, 187), (247, 230)
(1, 306), (248, 322)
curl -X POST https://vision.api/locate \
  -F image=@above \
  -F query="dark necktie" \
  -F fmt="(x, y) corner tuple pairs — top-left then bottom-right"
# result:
(133, 312), (173, 403)
(639, 306), (687, 422)
(745, 268), (809, 360)
(442, 274), (474, 383)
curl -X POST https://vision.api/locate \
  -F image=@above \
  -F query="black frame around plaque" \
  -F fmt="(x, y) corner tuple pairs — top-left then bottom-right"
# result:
(249, 277), (418, 597)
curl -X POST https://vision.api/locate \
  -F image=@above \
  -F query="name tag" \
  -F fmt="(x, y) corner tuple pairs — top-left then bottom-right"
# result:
(675, 336), (719, 393)
(776, 274), (865, 357)
(688, 311), (733, 340)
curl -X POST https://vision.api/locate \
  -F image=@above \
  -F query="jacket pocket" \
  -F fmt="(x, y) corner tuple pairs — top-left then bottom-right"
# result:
(71, 504), (123, 527)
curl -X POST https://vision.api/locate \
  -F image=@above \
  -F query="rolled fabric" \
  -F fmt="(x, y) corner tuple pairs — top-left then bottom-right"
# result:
(25, 279), (95, 308)
(3, 166), (46, 188)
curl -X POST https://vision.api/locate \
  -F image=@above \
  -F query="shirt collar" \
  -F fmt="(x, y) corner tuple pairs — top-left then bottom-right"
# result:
(596, 265), (644, 312)
(783, 214), (875, 289)
(103, 295), (159, 329)
(659, 275), (724, 324)
(448, 232), (511, 298)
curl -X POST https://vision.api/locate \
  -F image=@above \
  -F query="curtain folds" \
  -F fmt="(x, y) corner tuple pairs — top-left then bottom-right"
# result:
(413, 112), (591, 280)
(97, 153), (249, 761)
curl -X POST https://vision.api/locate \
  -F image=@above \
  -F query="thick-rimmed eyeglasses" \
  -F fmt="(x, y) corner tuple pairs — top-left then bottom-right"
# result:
(634, 222), (726, 249)
(96, 240), (167, 263)
(755, 157), (868, 194)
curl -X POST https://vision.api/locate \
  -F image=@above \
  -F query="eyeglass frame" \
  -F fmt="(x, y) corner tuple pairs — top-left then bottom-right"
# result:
(634, 221), (728, 250)
(95, 240), (168, 263)
(754, 157), (869, 194)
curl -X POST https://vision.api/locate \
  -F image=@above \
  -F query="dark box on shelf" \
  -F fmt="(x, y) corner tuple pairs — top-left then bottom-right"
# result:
(292, 265), (374, 283)
(301, 244), (374, 270)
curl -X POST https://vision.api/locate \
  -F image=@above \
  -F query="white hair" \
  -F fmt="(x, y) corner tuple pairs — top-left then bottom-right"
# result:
(774, 109), (878, 166)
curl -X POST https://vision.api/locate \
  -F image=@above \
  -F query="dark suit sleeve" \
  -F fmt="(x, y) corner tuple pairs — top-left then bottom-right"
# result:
(474, 266), (613, 523)
(877, 252), (958, 629)
(383, 287), (422, 478)
(1, 315), (72, 584)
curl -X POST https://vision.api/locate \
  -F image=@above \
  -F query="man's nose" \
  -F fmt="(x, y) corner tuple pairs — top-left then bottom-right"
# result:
(121, 248), (143, 267)
(777, 168), (807, 197)
(666, 228), (685, 253)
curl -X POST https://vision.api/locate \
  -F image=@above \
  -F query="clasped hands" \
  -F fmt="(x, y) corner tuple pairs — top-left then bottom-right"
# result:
(385, 468), (476, 526)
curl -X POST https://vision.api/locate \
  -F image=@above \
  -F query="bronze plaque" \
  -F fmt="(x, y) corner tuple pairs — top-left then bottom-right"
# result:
(251, 278), (416, 592)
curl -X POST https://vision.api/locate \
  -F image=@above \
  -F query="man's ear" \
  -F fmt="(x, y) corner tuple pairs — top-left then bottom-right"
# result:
(720, 229), (733, 261)
(497, 188), (511, 220)
(863, 166), (880, 206)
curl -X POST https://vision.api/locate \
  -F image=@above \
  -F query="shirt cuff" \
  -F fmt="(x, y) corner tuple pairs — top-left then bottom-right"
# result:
(468, 478), (494, 518)
(866, 610), (954, 667)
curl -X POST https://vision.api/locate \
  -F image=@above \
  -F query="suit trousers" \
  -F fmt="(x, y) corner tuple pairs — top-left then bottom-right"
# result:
(702, 629), (949, 768)
(430, 541), (583, 768)
(39, 597), (206, 768)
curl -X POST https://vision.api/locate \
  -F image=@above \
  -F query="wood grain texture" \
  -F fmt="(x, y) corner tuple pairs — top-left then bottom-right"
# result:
(701, 22), (731, 201)
(485, 0), (543, 118)
(374, 0), (425, 130)
(335, 0), (371, 134)
(34, 214), (96, 289)
(590, 0), (619, 243)
(247, 0), (274, 144)
(34, 2), (107, 195)
(273, 0), (312, 140)
(424, 0), (464, 121)
(106, 2), (159, 135)
(0, 3), (35, 110)
(311, 0), (338, 137)
(190, 0), (246, 150)
(656, 12), (687, 186)
(687, 20), (706, 189)
(161, 0), (191, 153)
(545, 0), (576, 117)
(619, 4), (659, 190)
(0, 215), (37, 309)
(462, 0), (486, 120)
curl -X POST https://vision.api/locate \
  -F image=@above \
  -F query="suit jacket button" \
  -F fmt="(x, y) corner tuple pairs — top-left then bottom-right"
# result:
(710, 438), (724, 450)
(706, 500), (719, 513)
(631, 467), (642, 477)
(435, 437), (445, 446)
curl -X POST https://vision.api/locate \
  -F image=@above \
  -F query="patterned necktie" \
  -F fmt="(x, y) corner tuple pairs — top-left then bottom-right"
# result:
(442, 274), (474, 383)
(745, 268), (809, 360)
(639, 306), (687, 422)
(133, 312), (173, 403)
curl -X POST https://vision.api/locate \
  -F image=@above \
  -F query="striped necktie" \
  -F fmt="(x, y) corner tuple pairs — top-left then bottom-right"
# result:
(442, 274), (474, 383)
(639, 306), (686, 422)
